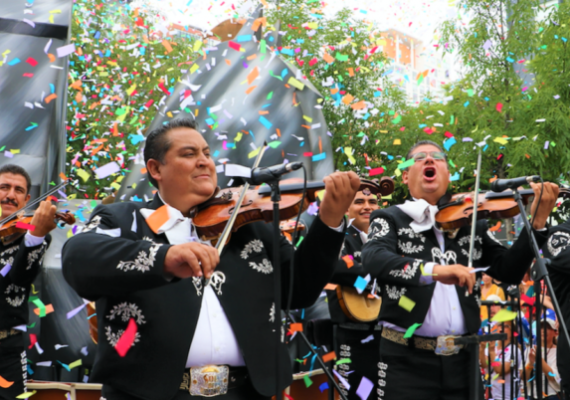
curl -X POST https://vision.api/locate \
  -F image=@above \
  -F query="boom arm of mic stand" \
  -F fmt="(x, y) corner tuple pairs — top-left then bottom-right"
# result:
(287, 312), (350, 400)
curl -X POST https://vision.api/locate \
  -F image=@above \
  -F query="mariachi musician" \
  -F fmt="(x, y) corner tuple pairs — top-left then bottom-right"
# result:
(62, 118), (360, 400)
(327, 183), (382, 400)
(0, 165), (57, 400)
(361, 140), (559, 399)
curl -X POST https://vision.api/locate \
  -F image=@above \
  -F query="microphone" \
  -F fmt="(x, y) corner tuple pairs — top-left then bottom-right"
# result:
(247, 162), (303, 185)
(490, 175), (541, 192)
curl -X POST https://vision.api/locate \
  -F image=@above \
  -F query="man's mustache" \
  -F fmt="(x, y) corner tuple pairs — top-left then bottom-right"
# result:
(1, 199), (18, 207)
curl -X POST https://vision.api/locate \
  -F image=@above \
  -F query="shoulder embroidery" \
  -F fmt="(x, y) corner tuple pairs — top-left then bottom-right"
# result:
(5, 283), (26, 307)
(389, 259), (421, 280)
(116, 241), (162, 273)
(385, 285), (406, 300)
(398, 240), (424, 254)
(1, 245), (19, 257)
(461, 248), (482, 261)
(548, 231), (570, 257)
(241, 239), (264, 260)
(369, 217), (390, 240)
(249, 258), (273, 274)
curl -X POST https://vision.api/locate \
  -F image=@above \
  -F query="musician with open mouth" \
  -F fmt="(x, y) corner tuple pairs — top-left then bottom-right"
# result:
(361, 140), (559, 399)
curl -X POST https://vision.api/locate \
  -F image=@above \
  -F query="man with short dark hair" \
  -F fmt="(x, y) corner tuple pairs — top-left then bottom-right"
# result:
(0, 164), (56, 400)
(62, 119), (360, 400)
(327, 187), (381, 399)
(361, 140), (558, 399)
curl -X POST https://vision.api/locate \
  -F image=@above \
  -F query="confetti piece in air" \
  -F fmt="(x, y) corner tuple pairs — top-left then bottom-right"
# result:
(0, 263), (11, 277)
(33, 304), (54, 316)
(319, 382), (329, 392)
(115, 318), (137, 357)
(145, 205), (170, 234)
(15, 222), (35, 231)
(333, 370), (350, 390)
(491, 309), (517, 322)
(403, 323), (422, 338)
(303, 375), (313, 388)
(356, 377), (374, 400)
(322, 351), (336, 363)
(398, 295), (416, 312)
(16, 391), (37, 399)
(342, 254), (354, 268)
(66, 303), (87, 319)
(289, 323), (303, 332)
(0, 375), (14, 388)
(56, 43), (75, 58)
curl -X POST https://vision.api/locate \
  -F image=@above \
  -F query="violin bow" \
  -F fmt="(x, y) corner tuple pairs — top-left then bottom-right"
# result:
(0, 181), (68, 226)
(466, 149), (482, 295)
(213, 143), (267, 256)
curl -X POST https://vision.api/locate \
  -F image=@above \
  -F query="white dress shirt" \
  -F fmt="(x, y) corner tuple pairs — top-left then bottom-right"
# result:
(141, 194), (344, 367)
(380, 199), (467, 337)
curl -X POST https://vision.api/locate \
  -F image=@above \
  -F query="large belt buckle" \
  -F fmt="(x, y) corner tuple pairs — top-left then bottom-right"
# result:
(434, 335), (461, 356)
(189, 365), (229, 397)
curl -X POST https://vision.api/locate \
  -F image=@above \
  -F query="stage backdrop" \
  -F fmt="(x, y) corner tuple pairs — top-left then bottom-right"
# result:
(0, 0), (71, 196)
(117, 8), (335, 201)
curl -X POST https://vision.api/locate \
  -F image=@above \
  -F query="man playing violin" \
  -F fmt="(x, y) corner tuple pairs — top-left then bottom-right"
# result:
(327, 186), (382, 400)
(0, 164), (57, 400)
(361, 140), (559, 399)
(62, 118), (360, 400)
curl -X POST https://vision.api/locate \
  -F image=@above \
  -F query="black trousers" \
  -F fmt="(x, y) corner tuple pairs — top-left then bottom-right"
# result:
(334, 326), (381, 400)
(378, 337), (482, 400)
(0, 334), (27, 400)
(101, 381), (271, 400)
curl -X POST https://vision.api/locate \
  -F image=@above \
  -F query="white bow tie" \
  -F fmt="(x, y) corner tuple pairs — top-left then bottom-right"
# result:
(396, 199), (440, 233)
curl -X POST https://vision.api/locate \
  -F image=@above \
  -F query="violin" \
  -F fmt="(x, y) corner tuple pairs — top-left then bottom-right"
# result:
(435, 187), (570, 232)
(192, 177), (394, 243)
(0, 182), (76, 245)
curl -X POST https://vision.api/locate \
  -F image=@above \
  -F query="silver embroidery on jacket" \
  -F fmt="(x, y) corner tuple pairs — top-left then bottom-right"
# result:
(240, 239), (264, 260)
(548, 231), (570, 257)
(431, 247), (457, 265)
(116, 242), (162, 273)
(105, 302), (146, 347)
(398, 227), (426, 242)
(389, 259), (420, 280)
(457, 234), (483, 247)
(209, 271), (226, 295)
(398, 241), (424, 254)
(5, 283), (26, 307)
(26, 244), (46, 270)
(82, 215), (102, 233)
(269, 302), (275, 323)
(192, 277), (203, 296)
(385, 285), (406, 300)
(249, 258), (273, 274)
(370, 218), (390, 240)
(461, 247), (482, 261)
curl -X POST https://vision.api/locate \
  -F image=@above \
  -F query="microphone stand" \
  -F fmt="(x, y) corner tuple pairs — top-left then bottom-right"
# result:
(269, 179), (284, 400)
(511, 187), (570, 399)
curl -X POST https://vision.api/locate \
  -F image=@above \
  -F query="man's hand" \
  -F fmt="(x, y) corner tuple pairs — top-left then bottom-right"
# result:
(432, 264), (476, 294)
(319, 171), (360, 228)
(29, 200), (57, 237)
(164, 242), (219, 279)
(529, 182), (559, 230)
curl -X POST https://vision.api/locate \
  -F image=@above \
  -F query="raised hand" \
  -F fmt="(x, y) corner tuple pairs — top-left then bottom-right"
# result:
(432, 264), (476, 294)
(529, 182), (559, 230)
(319, 171), (360, 228)
(164, 242), (220, 279)
(29, 200), (57, 237)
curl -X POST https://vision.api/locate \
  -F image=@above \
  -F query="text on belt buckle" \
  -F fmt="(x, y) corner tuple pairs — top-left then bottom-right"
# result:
(189, 365), (229, 397)
(434, 335), (461, 356)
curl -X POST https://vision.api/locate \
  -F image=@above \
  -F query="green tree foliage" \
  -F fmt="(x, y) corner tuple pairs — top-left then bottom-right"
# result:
(265, 1), (417, 203)
(66, 0), (199, 199)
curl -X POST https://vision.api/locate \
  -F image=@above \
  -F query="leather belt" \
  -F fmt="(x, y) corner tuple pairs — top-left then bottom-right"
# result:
(180, 365), (248, 396)
(381, 326), (464, 355)
(0, 329), (20, 341)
